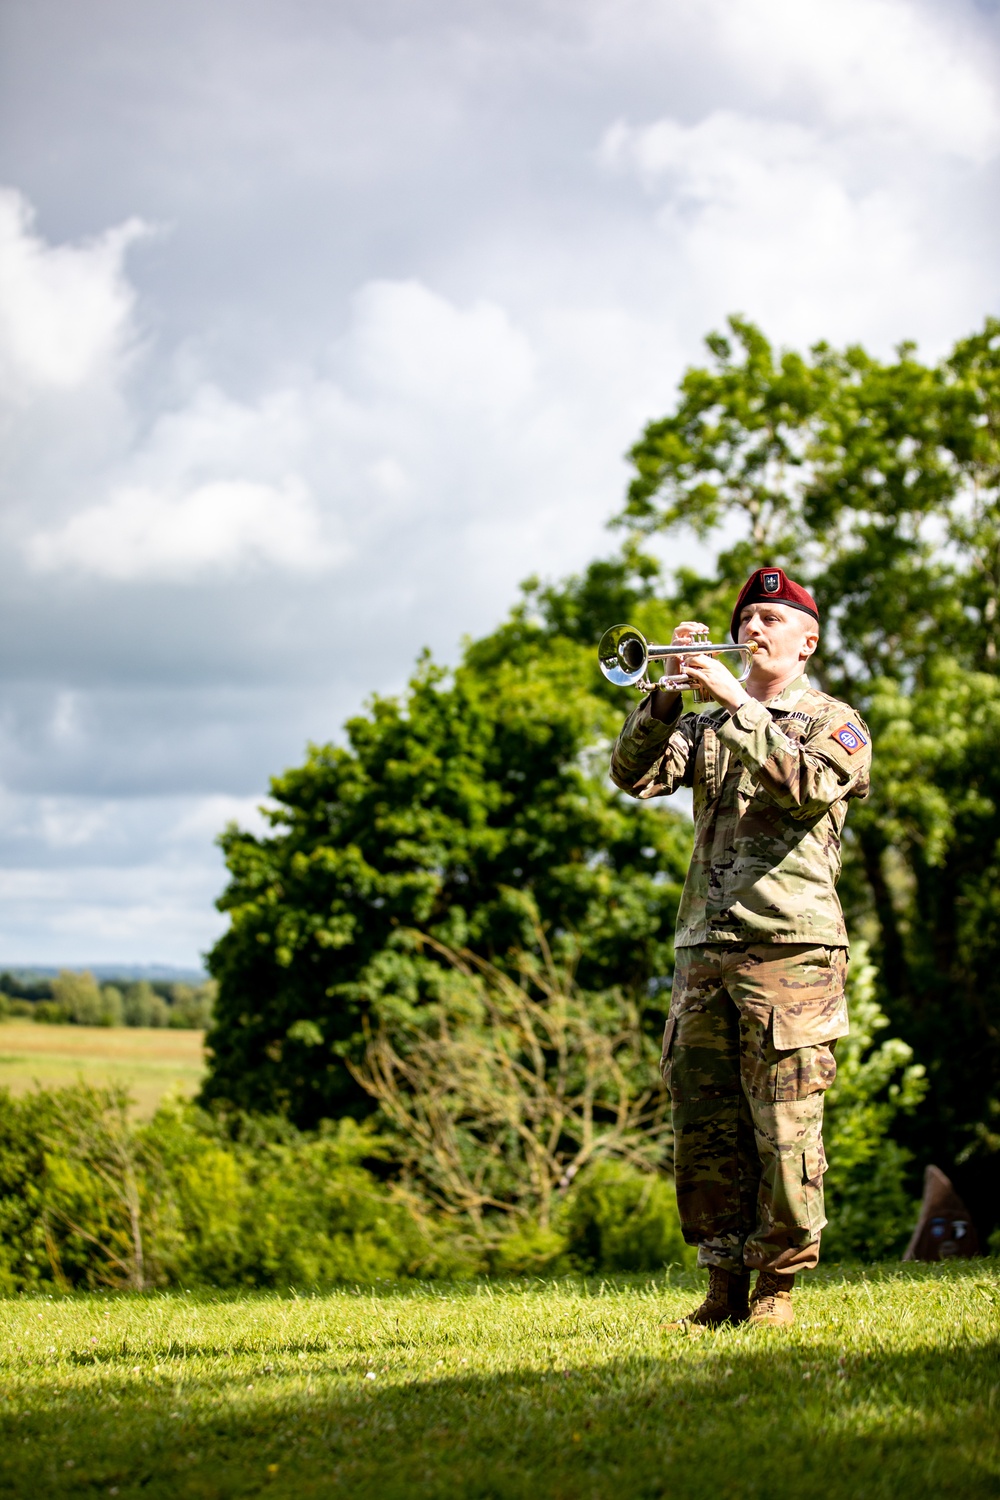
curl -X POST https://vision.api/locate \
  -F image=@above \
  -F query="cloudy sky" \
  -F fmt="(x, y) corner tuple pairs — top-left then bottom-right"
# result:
(0, 0), (998, 968)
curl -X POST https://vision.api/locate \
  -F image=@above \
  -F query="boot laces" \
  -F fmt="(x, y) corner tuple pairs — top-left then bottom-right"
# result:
(708, 1267), (731, 1304)
(707, 1266), (749, 1310)
(754, 1270), (794, 1303)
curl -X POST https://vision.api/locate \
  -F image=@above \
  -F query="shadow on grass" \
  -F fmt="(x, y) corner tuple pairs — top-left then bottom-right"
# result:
(3, 1333), (998, 1499)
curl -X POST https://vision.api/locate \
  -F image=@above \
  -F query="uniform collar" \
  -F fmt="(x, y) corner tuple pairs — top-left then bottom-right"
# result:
(761, 674), (811, 710)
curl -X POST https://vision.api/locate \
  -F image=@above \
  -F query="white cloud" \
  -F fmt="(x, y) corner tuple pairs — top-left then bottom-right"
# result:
(0, 187), (149, 398)
(1, 0), (998, 963)
(346, 279), (536, 411)
(20, 273), (641, 590)
(596, 0), (999, 352)
(0, 861), (225, 960)
(164, 794), (272, 845)
(49, 692), (83, 745)
(705, 0), (1000, 159)
(26, 476), (337, 580)
(0, 789), (275, 963)
(600, 106), (993, 350)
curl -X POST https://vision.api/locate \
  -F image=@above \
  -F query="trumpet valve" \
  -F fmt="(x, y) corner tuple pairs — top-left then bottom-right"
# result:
(689, 628), (710, 700)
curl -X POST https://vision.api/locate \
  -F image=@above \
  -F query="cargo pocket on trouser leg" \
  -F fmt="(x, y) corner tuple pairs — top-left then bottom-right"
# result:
(774, 1039), (838, 1102)
(801, 1137), (829, 1240)
(743, 1014), (845, 1260)
(735, 960), (847, 1268)
(746, 1095), (829, 1260)
(762, 997), (843, 1244)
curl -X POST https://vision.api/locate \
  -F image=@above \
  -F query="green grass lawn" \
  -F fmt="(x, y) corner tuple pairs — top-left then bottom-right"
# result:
(0, 1262), (996, 1499)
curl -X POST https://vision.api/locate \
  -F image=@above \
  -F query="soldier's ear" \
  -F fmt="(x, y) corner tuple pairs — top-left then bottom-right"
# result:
(801, 623), (819, 659)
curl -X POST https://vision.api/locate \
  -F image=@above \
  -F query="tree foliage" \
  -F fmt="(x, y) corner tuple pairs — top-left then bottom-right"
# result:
(617, 314), (1000, 1230)
(822, 944), (926, 1261)
(205, 311), (1000, 1238)
(0, 973), (215, 1029)
(204, 628), (690, 1124)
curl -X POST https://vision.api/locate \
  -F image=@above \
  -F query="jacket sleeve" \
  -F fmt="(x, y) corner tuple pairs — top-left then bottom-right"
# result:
(714, 698), (871, 816)
(609, 695), (700, 799)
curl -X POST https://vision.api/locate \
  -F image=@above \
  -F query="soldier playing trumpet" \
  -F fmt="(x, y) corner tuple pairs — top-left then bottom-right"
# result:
(610, 568), (872, 1328)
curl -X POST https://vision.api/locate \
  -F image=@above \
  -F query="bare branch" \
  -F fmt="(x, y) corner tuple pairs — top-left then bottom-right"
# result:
(350, 924), (671, 1234)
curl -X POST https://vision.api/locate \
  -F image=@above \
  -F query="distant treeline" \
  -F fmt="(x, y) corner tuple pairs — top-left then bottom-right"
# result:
(0, 970), (215, 1030)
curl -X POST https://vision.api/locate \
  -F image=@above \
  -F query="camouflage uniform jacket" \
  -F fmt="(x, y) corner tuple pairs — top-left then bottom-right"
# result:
(610, 675), (871, 948)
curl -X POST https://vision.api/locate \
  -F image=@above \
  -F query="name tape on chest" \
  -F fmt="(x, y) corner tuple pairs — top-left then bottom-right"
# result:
(831, 722), (868, 754)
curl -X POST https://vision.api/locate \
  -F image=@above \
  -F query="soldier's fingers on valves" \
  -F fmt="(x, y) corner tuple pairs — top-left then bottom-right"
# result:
(671, 621), (709, 643)
(682, 652), (713, 675)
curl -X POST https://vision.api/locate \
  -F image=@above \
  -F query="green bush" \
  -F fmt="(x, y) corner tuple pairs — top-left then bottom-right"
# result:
(354, 921), (671, 1243)
(560, 1160), (693, 1272)
(147, 1108), (440, 1288)
(0, 1086), (452, 1293)
(485, 1163), (694, 1277)
(0, 993), (22, 1018)
(0, 975), (217, 1030)
(822, 944), (927, 1261)
(122, 981), (169, 1027)
(0, 1085), (697, 1293)
(489, 1223), (568, 1277)
(0, 1087), (65, 1293)
(166, 981), (215, 1029)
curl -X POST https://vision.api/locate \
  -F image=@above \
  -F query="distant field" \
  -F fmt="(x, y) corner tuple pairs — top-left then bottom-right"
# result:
(0, 1023), (206, 1116)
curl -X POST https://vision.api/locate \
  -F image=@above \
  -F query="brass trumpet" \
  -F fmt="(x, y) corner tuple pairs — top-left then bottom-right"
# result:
(598, 624), (757, 700)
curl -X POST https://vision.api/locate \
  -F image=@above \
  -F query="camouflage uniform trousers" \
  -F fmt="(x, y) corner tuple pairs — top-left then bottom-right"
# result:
(661, 943), (850, 1274)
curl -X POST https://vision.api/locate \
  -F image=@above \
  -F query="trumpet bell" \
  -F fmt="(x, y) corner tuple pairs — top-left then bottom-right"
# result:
(598, 623), (649, 686)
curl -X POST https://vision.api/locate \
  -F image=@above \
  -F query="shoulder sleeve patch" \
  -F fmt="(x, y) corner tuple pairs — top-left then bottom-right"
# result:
(831, 722), (868, 754)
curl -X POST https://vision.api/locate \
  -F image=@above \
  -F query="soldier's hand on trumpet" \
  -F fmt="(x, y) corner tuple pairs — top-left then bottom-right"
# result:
(653, 618), (746, 717)
(652, 621), (711, 719)
(680, 652), (751, 714)
(663, 621), (709, 677)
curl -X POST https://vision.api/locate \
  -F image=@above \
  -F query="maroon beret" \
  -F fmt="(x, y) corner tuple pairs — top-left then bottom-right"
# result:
(730, 567), (819, 641)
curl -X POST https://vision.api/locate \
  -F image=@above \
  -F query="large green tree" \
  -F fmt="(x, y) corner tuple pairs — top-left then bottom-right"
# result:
(618, 315), (1000, 1233)
(206, 312), (1000, 1237)
(204, 615), (691, 1125)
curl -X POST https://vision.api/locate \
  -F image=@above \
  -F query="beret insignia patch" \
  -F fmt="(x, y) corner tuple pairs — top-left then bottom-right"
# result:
(832, 722), (867, 754)
(762, 570), (781, 593)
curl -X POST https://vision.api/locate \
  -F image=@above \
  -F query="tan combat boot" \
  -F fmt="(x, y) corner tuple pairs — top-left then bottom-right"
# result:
(749, 1270), (795, 1327)
(664, 1267), (751, 1329)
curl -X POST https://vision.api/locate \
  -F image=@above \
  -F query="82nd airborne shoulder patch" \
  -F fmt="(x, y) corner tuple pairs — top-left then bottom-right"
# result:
(832, 722), (867, 754)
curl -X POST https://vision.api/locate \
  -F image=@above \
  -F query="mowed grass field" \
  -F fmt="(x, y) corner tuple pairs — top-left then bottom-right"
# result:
(0, 1023), (206, 1117)
(0, 1263), (996, 1499)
